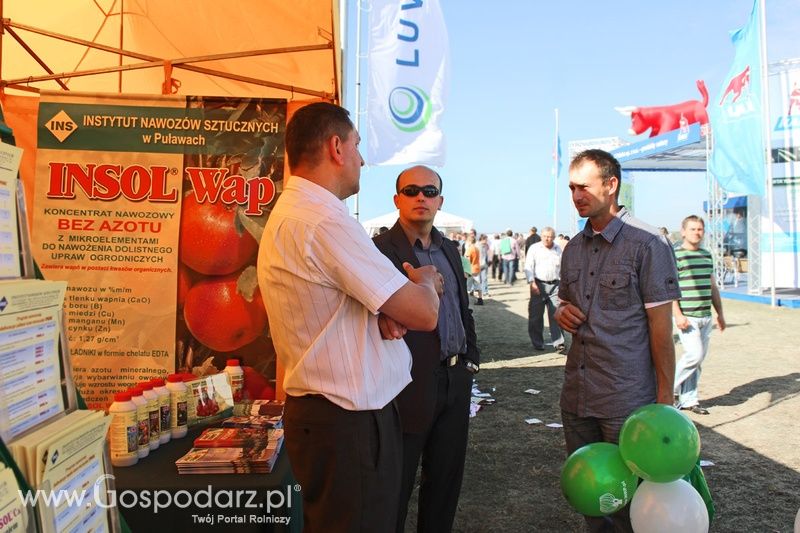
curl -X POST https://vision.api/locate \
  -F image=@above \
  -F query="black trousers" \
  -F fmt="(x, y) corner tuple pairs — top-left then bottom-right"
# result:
(397, 363), (472, 533)
(284, 394), (402, 533)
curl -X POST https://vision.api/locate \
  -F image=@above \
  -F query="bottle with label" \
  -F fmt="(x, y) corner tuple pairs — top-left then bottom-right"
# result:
(150, 378), (172, 444)
(166, 374), (188, 438)
(129, 387), (150, 458)
(225, 359), (244, 403)
(108, 391), (138, 467)
(139, 382), (160, 451)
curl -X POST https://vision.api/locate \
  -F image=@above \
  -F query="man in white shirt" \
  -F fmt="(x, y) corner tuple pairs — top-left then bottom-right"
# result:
(257, 102), (441, 532)
(524, 226), (565, 352)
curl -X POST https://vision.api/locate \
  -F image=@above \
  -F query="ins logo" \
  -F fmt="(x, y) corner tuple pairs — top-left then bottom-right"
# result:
(388, 86), (431, 133)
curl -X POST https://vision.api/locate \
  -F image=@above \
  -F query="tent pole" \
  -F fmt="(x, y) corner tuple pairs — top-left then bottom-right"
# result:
(118, 0), (124, 93)
(6, 20), (332, 64)
(2, 26), (69, 90)
(352, 0), (363, 221)
(553, 108), (559, 230)
(758, 0), (776, 307)
(1, 53), (333, 98)
(0, 0), (4, 86)
(2, 21), (333, 97)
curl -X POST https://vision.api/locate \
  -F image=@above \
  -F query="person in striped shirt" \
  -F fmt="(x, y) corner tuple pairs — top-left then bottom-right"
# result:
(673, 215), (726, 415)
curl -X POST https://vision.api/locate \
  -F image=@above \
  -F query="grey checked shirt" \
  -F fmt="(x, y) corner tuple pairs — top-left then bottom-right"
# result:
(413, 232), (467, 361)
(558, 208), (680, 418)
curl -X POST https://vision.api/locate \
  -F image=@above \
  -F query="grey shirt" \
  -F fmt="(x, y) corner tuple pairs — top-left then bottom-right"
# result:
(414, 232), (467, 361)
(558, 207), (680, 418)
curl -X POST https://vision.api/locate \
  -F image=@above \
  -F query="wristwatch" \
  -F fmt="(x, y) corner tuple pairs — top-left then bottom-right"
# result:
(464, 360), (480, 374)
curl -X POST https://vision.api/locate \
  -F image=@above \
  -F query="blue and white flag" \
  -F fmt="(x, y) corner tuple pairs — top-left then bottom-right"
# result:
(554, 134), (563, 179)
(708, 0), (765, 196)
(366, 0), (449, 166)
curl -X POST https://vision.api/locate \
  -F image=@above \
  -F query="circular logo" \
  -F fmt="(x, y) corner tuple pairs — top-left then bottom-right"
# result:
(388, 86), (432, 133)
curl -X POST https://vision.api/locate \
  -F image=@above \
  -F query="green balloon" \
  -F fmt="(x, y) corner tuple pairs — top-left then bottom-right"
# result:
(560, 442), (639, 517)
(619, 404), (701, 483)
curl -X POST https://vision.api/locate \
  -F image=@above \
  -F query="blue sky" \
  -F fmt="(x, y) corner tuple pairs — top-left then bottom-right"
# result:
(343, 0), (800, 235)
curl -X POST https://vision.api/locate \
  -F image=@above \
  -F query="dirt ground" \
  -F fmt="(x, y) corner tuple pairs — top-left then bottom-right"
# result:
(406, 276), (800, 532)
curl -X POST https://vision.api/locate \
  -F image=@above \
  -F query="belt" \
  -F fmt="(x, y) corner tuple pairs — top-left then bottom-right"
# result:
(442, 354), (460, 367)
(535, 278), (558, 284)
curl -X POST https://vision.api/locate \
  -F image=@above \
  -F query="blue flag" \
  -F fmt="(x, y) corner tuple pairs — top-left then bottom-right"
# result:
(708, 0), (765, 196)
(553, 134), (563, 179)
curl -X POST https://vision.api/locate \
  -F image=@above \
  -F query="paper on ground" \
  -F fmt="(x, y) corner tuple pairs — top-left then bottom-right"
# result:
(524, 389), (540, 395)
(546, 423), (563, 428)
(525, 418), (542, 425)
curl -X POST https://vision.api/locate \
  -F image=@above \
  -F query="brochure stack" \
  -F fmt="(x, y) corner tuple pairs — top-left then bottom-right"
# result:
(0, 140), (121, 533)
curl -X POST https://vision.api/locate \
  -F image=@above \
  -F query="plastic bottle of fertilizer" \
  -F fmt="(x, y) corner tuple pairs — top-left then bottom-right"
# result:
(129, 387), (150, 458)
(150, 378), (172, 444)
(225, 359), (244, 403)
(139, 382), (160, 451)
(108, 391), (139, 467)
(166, 374), (188, 439)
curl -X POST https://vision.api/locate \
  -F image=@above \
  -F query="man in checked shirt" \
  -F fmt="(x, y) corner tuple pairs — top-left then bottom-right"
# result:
(555, 149), (680, 532)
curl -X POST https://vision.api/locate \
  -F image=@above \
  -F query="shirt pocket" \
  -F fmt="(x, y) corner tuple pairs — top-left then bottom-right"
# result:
(561, 269), (581, 304)
(598, 271), (631, 310)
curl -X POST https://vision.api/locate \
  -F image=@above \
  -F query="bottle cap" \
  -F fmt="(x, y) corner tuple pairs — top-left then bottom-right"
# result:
(139, 382), (154, 390)
(226, 359), (241, 367)
(113, 391), (132, 402)
(129, 386), (144, 397)
(166, 374), (183, 383)
(150, 378), (166, 387)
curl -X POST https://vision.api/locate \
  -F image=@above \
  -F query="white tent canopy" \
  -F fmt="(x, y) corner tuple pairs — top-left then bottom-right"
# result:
(362, 210), (474, 237)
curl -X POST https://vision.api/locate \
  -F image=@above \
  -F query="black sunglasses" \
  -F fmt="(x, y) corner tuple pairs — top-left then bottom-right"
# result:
(399, 185), (440, 198)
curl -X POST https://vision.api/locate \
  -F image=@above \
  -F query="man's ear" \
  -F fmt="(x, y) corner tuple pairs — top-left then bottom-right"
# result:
(328, 135), (344, 164)
(393, 194), (400, 209)
(607, 176), (619, 197)
(436, 195), (444, 211)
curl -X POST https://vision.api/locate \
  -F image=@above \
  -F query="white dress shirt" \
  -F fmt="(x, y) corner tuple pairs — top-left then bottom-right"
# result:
(257, 176), (412, 411)
(524, 241), (562, 283)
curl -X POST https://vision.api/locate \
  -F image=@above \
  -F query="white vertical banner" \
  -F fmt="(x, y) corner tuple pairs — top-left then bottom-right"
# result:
(366, 0), (449, 166)
(762, 67), (800, 288)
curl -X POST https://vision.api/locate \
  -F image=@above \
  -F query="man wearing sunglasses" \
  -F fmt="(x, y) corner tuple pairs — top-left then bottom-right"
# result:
(373, 165), (480, 533)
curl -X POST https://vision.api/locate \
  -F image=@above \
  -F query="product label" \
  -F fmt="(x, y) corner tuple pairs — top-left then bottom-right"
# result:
(148, 409), (160, 438)
(159, 402), (170, 434)
(136, 403), (149, 448)
(230, 374), (243, 403)
(109, 410), (138, 457)
(170, 389), (188, 428)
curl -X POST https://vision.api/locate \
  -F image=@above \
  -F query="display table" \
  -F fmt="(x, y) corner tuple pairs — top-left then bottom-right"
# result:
(113, 425), (302, 532)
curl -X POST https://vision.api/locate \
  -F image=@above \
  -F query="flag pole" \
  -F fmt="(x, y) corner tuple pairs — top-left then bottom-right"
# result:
(758, 0), (776, 307)
(352, 0), (364, 221)
(553, 108), (559, 230)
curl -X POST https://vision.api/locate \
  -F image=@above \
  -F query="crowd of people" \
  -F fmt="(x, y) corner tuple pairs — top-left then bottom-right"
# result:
(256, 102), (725, 533)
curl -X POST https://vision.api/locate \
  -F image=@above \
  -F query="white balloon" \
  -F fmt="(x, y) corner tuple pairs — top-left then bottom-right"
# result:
(630, 479), (709, 533)
(794, 506), (800, 533)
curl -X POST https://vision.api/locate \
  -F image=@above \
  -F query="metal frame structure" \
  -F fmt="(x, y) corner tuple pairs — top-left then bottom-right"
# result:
(0, 1), (341, 100)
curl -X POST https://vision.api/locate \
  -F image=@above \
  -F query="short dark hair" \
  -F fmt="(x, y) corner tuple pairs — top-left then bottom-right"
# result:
(395, 167), (443, 193)
(570, 149), (622, 200)
(285, 102), (355, 170)
(681, 215), (705, 229)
